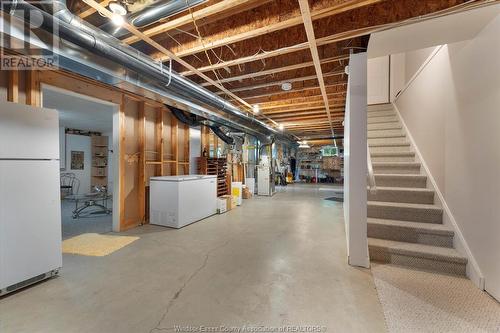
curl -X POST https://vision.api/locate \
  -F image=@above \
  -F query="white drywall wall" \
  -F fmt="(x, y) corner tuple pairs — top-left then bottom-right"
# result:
(404, 47), (436, 81)
(367, 56), (389, 105)
(368, 4), (500, 58)
(389, 53), (405, 101)
(395, 14), (500, 301)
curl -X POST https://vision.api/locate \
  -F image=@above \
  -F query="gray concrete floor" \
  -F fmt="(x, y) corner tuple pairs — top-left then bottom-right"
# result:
(0, 184), (386, 333)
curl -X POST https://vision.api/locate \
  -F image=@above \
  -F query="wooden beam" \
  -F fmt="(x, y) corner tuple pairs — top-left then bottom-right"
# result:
(299, 0), (335, 138)
(259, 97), (346, 109)
(154, 0), (384, 61)
(138, 102), (146, 224)
(7, 70), (19, 103)
(82, 0), (253, 111)
(265, 105), (345, 117)
(157, 107), (164, 175)
(119, 95), (126, 231)
(123, 0), (261, 44)
(78, 0), (111, 19)
(265, 110), (345, 119)
(269, 114), (344, 122)
(171, 115), (179, 175)
(198, 55), (349, 85)
(261, 101), (345, 112)
(240, 83), (347, 101)
(262, 104), (345, 114)
(26, 70), (39, 106)
(216, 71), (345, 94)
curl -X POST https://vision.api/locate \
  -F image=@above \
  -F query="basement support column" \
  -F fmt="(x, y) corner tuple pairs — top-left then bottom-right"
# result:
(344, 52), (369, 268)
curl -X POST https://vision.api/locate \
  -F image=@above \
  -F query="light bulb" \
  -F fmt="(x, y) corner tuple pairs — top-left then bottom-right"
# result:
(111, 13), (125, 26)
(252, 105), (260, 114)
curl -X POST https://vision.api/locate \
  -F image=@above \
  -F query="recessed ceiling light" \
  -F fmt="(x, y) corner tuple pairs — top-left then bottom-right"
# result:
(281, 82), (292, 91)
(109, 1), (127, 16)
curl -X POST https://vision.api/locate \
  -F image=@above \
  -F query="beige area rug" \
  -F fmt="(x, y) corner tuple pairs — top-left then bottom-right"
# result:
(62, 233), (139, 256)
(372, 263), (500, 333)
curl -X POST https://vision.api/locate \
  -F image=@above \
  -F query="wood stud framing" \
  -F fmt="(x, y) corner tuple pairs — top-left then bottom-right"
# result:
(70, 0), (488, 139)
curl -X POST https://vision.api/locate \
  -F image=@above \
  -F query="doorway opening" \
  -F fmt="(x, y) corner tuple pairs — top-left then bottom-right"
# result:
(41, 85), (119, 239)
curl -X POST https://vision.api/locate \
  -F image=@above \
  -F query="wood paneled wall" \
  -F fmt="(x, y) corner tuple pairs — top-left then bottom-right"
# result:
(0, 68), (194, 231)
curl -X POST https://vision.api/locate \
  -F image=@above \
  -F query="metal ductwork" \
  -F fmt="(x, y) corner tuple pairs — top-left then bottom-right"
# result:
(170, 106), (203, 127)
(209, 126), (234, 145)
(3, 0), (295, 145)
(101, 0), (207, 38)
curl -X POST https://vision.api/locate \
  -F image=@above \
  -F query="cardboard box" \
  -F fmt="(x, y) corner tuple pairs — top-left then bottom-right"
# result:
(242, 186), (252, 199)
(231, 182), (243, 206)
(217, 197), (227, 214)
(220, 195), (233, 211)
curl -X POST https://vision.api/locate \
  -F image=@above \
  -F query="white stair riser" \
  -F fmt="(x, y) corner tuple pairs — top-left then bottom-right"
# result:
(368, 116), (398, 124)
(368, 122), (401, 130)
(368, 129), (404, 138)
(367, 104), (393, 112)
(373, 165), (420, 174)
(367, 110), (396, 118)
(369, 137), (408, 145)
(368, 189), (434, 204)
(368, 204), (442, 223)
(369, 247), (466, 275)
(368, 224), (453, 247)
(374, 175), (427, 188)
(369, 145), (411, 153)
(371, 155), (415, 162)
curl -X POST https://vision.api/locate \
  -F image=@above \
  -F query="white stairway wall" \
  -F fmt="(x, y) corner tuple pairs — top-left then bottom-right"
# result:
(395, 14), (500, 301)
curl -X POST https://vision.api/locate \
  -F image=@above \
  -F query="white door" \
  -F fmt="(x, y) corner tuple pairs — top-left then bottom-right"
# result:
(0, 160), (62, 289)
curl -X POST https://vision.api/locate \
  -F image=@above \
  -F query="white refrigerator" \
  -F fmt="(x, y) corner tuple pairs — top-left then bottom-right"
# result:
(0, 101), (62, 295)
(150, 175), (217, 228)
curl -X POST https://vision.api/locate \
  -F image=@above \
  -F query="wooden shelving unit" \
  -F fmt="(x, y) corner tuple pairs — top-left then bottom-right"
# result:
(91, 135), (108, 190)
(197, 157), (228, 197)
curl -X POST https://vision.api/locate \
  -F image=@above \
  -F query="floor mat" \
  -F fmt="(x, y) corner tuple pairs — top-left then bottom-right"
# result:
(371, 263), (500, 333)
(62, 233), (139, 257)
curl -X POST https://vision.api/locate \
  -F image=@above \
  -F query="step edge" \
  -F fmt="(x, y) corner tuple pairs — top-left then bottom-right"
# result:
(368, 238), (467, 264)
(367, 219), (453, 235)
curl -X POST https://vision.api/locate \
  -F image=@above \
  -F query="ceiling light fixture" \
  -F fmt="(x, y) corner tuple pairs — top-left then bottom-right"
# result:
(298, 141), (310, 149)
(278, 124), (284, 131)
(252, 104), (260, 114)
(109, 1), (127, 16)
(281, 82), (292, 91)
(111, 13), (125, 26)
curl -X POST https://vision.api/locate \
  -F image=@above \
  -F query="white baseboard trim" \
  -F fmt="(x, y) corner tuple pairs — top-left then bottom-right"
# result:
(392, 102), (485, 290)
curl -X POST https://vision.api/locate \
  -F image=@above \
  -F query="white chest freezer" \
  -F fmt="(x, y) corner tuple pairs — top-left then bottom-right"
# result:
(150, 175), (217, 228)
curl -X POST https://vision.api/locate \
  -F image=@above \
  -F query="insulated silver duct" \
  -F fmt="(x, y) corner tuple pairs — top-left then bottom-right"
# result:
(3, 0), (294, 144)
(101, 0), (207, 38)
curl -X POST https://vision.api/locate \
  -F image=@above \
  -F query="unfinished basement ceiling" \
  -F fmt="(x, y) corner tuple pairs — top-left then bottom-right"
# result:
(70, 0), (495, 145)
